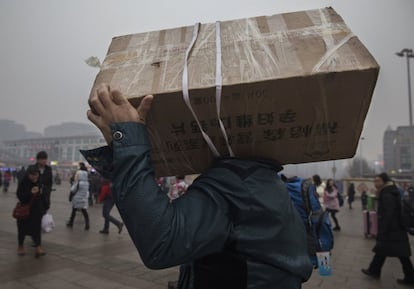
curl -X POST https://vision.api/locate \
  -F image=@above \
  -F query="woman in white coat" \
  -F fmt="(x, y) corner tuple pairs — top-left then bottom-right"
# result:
(312, 174), (326, 208)
(66, 162), (90, 230)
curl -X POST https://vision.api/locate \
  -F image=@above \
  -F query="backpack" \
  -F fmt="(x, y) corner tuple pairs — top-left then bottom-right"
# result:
(284, 176), (334, 267)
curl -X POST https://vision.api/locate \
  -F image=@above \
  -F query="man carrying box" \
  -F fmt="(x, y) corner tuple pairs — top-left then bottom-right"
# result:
(82, 83), (312, 289)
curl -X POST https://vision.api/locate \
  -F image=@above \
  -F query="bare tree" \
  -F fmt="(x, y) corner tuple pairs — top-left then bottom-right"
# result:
(347, 157), (373, 177)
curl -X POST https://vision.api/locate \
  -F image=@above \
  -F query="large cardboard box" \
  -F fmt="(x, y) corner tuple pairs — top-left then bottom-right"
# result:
(92, 7), (379, 177)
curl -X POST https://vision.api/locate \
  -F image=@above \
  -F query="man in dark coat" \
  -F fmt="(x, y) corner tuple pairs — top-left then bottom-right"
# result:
(362, 173), (414, 286)
(35, 151), (53, 212)
(81, 84), (313, 289)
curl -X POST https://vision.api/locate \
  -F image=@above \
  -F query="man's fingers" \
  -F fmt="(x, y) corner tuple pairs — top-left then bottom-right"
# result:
(97, 83), (113, 108)
(137, 95), (154, 123)
(87, 110), (112, 145)
(111, 89), (128, 105)
(87, 110), (104, 128)
(89, 85), (107, 115)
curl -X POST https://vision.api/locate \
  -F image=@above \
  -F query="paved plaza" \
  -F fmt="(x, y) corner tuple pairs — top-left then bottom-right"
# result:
(0, 181), (413, 289)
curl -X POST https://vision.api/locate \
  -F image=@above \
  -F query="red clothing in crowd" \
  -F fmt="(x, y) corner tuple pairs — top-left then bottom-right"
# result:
(98, 182), (112, 203)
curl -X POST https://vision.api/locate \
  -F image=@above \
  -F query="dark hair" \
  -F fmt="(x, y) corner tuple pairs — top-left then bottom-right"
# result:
(79, 162), (87, 171)
(312, 175), (322, 187)
(176, 176), (185, 180)
(36, 151), (48, 160)
(26, 165), (40, 176)
(326, 178), (337, 193)
(376, 172), (392, 184)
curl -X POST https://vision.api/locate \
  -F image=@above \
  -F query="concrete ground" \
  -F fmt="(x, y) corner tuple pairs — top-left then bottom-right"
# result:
(0, 181), (413, 289)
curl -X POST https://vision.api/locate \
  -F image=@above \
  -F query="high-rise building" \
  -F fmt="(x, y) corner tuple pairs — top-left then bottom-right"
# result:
(383, 125), (414, 174)
(383, 126), (397, 173)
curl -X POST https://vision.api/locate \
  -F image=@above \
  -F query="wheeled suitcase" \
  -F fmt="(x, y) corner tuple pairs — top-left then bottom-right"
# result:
(363, 210), (377, 238)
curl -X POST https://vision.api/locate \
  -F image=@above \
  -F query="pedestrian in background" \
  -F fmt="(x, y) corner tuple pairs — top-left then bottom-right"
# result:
(88, 170), (101, 204)
(66, 162), (90, 230)
(347, 182), (356, 209)
(407, 185), (414, 203)
(16, 165), (46, 257)
(313, 174), (326, 207)
(362, 173), (414, 286)
(35, 151), (53, 212)
(17, 166), (26, 183)
(167, 176), (188, 201)
(12, 169), (17, 183)
(98, 179), (123, 234)
(361, 190), (368, 210)
(324, 178), (341, 231)
(3, 169), (12, 193)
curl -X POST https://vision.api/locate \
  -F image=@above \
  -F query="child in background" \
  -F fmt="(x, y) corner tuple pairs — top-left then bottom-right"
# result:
(361, 190), (368, 210)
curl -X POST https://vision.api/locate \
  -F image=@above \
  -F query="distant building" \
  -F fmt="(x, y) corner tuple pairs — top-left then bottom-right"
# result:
(383, 126), (397, 173)
(383, 125), (414, 174)
(1, 134), (105, 166)
(0, 119), (42, 142)
(44, 122), (99, 138)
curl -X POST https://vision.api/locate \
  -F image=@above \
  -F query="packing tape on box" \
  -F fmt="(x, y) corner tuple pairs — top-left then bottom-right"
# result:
(312, 32), (355, 74)
(214, 21), (235, 157)
(312, 9), (355, 74)
(182, 22), (235, 158)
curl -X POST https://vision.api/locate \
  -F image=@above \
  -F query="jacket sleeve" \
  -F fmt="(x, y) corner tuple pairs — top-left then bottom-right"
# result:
(16, 181), (32, 204)
(41, 166), (53, 210)
(81, 146), (114, 180)
(85, 122), (232, 269)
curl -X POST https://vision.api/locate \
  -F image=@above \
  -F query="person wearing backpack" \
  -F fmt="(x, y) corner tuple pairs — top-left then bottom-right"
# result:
(323, 179), (341, 231)
(361, 173), (414, 286)
(284, 176), (334, 267)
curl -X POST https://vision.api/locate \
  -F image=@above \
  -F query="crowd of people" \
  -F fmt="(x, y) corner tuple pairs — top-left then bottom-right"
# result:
(7, 151), (191, 259)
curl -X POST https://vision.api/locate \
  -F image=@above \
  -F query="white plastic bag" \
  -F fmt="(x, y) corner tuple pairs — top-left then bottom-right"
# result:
(41, 213), (55, 233)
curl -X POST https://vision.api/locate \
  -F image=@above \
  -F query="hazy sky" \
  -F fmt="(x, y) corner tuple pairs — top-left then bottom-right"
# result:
(0, 0), (413, 162)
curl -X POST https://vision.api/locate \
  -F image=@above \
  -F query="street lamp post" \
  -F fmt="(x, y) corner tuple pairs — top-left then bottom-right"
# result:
(396, 49), (414, 180)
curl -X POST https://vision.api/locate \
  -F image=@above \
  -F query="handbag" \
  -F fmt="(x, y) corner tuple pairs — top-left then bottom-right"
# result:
(12, 195), (35, 220)
(69, 182), (80, 202)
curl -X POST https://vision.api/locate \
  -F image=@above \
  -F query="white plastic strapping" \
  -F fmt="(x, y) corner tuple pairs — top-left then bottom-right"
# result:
(182, 22), (235, 158)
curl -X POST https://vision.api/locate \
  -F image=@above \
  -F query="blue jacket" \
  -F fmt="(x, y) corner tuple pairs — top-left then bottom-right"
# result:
(82, 122), (312, 289)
